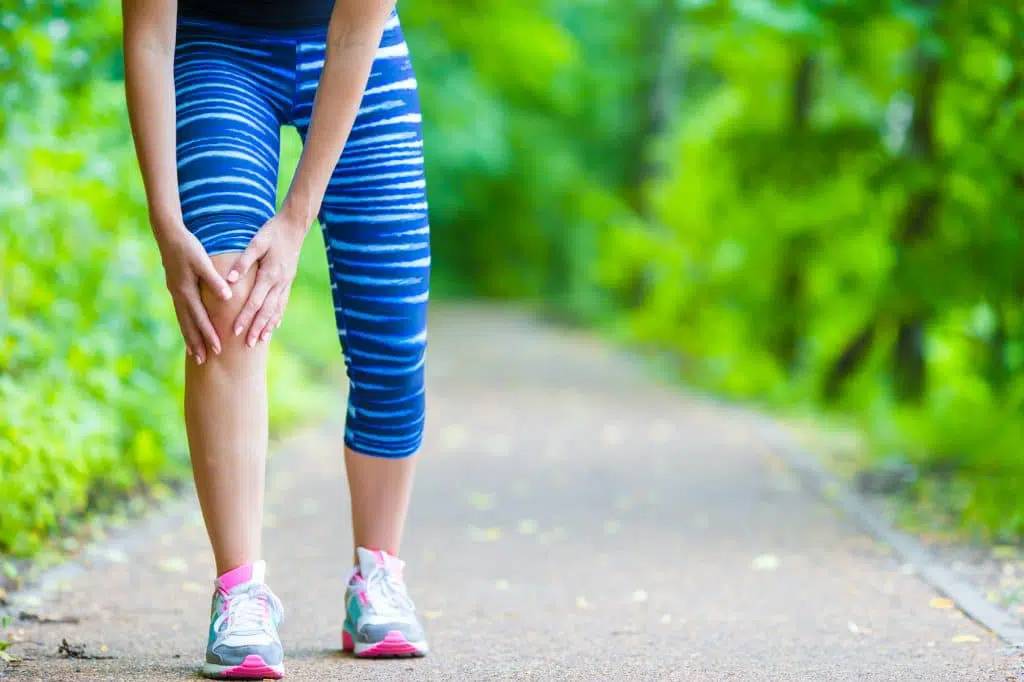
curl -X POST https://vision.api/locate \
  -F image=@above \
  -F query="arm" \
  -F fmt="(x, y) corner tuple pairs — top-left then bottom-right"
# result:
(226, 0), (398, 344)
(123, 0), (231, 362)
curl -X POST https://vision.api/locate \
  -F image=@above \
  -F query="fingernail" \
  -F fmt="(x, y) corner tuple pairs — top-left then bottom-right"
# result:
(234, 326), (242, 336)
(185, 347), (192, 357)
(196, 355), (204, 365)
(227, 271), (239, 283)
(221, 286), (233, 300)
(261, 331), (270, 342)
(247, 338), (255, 348)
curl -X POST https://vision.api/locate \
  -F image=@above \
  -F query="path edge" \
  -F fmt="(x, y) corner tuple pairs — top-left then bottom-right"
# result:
(763, 419), (1024, 649)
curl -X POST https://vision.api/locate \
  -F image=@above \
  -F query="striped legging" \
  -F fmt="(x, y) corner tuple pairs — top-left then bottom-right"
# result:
(174, 11), (428, 458)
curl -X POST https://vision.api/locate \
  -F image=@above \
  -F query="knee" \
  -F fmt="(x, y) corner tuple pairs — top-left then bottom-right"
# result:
(200, 253), (259, 353)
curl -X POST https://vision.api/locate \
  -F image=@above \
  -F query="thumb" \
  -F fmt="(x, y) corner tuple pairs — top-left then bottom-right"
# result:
(195, 252), (233, 301)
(226, 236), (266, 284)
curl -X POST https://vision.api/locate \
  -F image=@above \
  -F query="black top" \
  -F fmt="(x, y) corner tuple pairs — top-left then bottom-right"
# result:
(178, 0), (335, 28)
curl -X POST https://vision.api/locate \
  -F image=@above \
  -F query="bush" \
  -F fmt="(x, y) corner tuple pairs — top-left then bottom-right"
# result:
(599, 0), (1024, 539)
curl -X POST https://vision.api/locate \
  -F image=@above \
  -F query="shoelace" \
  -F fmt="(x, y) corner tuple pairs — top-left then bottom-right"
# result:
(364, 567), (415, 616)
(223, 585), (279, 634)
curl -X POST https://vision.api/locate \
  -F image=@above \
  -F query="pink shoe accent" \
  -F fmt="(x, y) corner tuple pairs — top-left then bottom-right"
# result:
(219, 654), (283, 679)
(217, 563), (254, 592)
(355, 630), (423, 658)
(342, 629), (354, 652)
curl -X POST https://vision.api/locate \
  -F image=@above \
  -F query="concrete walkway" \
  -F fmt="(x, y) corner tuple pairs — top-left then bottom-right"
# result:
(4, 306), (1022, 680)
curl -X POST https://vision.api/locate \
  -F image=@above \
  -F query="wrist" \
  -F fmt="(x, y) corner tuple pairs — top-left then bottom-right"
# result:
(148, 206), (187, 241)
(280, 196), (316, 235)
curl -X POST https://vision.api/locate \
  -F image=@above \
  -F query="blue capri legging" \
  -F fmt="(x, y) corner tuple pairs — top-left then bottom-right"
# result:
(174, 12), (428, 458)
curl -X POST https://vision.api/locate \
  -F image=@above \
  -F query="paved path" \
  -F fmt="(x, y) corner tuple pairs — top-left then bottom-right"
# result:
(4, 306), (1022, 680)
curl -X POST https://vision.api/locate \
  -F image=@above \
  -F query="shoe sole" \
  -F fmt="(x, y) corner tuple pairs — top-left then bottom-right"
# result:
(202, 655), (285, 679)
(343, 627), (428, 658)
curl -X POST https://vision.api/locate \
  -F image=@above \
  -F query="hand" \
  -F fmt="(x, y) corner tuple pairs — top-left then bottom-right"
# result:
(157, 226), (233, 364)
(226, 213), (306, 347)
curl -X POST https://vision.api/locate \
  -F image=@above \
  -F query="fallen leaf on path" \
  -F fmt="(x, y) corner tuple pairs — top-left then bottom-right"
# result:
(660, 613), (672, 624)
(951, 634), (980, 643)
(17, 612), (79, 624)
(0, 650), (18, 664)
(603, 520), (621, 536)
(57, 639), (114, 660)
(509, 481), (530, 497)
(929, 597), (954, 609)
(752, 554), (779, 571)
(847, 621), (860, 634)
(182, 582), (204, 593)
(516, 519), (537, 535)
(440, 425), (468, 451)
(469, 526), (501, 543)
(495, 580), (510, 590)
(614, 495), (632, 512)
(103, 549), (126, 563)
(632, 590), (648, 603)
(469, 492), (494, 511)
(600, 424), (625, 448)
(158, 558), (188, 574)
(576, 596), (590, 609)
(423, 610), (442, 621)
(649, 421), (673, 443)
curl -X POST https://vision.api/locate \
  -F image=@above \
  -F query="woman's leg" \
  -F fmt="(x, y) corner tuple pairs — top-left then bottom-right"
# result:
(186, 257), (269, 575)
(292, 11), (430, 657)
(175, 28), (291, 577)
(293, 11), (429, 563)
(174, 22), (292, 678)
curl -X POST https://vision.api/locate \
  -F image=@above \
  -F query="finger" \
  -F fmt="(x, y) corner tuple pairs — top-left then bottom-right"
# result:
(272, 283), (293, 332)
(185, 287), (222, 356)
(174, 299), (206, 364)
(226, 234), (268, 284)
(193, 250), (233, 301)
(260, 282), (291, 340)
(234, 270), (276, 343)
(249, 285), (282, 347)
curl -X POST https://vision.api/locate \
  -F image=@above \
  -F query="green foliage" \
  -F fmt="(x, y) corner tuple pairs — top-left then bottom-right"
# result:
(600, 0), (1024, 538)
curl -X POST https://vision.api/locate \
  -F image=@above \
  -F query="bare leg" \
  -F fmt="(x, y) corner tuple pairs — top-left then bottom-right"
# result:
(346, 449), (417, 562)
(185, 253), (269, 576)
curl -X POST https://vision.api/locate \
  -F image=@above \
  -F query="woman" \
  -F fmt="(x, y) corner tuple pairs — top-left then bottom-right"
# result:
(122, 0), (430, 676)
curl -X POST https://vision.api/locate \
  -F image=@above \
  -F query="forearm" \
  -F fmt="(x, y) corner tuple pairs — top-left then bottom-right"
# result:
(122, 0), (185, 243)
(279, 0), (397, 231)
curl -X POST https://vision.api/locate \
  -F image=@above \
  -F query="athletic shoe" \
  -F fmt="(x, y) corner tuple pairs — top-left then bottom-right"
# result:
(342, 547), (428, 657)
(202, 560), (285, 679)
